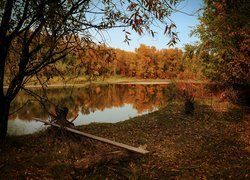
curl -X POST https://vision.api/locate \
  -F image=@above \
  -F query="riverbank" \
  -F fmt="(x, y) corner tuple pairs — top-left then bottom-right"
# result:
(3, 77), (207, 89)
(1, 98), (249, 179)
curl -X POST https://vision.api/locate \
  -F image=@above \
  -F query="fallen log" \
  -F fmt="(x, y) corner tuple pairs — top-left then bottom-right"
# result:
(34, 118), (149, 154)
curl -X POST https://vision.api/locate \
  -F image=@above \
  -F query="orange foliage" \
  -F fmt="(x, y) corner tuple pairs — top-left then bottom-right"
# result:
(113, 44), (183, 79)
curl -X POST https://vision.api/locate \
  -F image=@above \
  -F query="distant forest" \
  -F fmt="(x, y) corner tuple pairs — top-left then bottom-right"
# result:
(10, 42), (200, 82)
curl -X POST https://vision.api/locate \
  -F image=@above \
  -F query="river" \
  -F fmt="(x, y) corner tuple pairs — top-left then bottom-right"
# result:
(8, 83), (207, 135)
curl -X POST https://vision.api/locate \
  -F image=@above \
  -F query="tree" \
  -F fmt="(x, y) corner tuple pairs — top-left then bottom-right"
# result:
(135, 44), (158, 78)
(193, 0), (250, 84)
(113, 44), (184, 79)
(180, 44), (203, 80)
(0, 0), (180, 139)
(77, 43), (115, 81)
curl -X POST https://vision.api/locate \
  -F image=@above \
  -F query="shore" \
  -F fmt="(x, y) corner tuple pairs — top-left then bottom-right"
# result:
(3, 77), (208, 89)
(1, 97), (249, 179)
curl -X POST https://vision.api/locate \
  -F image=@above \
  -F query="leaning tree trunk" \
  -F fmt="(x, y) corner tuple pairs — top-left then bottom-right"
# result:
(0, 97), (10, 140)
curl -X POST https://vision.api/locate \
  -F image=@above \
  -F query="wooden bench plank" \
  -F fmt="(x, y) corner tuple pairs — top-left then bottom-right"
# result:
(34, 118), (149, 154)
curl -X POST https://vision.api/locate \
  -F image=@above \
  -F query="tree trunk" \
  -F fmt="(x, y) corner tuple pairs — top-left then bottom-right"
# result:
(0, 97), (10, 140)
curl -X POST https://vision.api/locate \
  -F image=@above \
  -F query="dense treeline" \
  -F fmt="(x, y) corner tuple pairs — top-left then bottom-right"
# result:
(46, 43), (199, 81)
(114, 45), (184, 79)
(5, 38), (201, 84)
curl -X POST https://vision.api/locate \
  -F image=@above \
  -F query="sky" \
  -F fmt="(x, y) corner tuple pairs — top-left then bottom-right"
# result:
(99, 0), (203, 51)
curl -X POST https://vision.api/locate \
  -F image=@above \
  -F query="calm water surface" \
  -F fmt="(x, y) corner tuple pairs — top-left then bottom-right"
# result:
(8, 84), (173, 135)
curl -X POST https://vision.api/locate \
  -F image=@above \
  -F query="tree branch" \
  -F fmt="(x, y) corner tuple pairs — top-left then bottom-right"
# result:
(9, 0), (30, 38)
(0, 0), (14, 35)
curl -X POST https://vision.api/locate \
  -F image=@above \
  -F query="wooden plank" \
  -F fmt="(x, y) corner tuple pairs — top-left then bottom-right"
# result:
(34, 118), (149, 154)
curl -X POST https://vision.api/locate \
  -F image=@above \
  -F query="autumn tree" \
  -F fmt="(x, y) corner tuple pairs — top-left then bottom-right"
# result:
(193, 0), (250, 84)
(113, 44), (183, 79)
(179, 44), (203, 80)
(163, 48), (183, 78)
(114, 49), (130, 76)
(136, 44), (158, 78)
(0, 0), (180, 138)
(76, 43), (115, 81)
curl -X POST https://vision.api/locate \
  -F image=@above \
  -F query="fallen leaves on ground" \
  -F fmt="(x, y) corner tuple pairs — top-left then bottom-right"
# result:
(0, 100), (249, 179)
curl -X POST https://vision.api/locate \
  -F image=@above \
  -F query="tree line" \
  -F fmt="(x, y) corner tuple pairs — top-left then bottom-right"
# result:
(49, 43), (194, 81)
(5, 36), (199, 83)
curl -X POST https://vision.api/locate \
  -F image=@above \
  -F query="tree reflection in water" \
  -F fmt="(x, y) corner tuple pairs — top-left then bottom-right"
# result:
(8, 83), (207, 135)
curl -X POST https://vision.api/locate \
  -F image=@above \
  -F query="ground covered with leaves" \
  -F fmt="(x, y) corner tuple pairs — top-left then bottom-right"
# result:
(1, 99), (249, 179)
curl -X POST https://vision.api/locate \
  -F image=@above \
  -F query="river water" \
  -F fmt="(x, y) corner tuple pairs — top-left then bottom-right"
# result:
(8, 83), (206, 135)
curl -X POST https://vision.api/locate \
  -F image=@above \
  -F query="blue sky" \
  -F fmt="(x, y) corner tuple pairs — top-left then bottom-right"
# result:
(101, 0), (203, 51)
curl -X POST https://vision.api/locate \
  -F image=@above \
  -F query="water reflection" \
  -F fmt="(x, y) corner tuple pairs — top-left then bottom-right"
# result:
(8, 83), (206, 135)
(74, 104), (157, 126)
(8, 119), (45, 136)
(8, 84), (172, 135)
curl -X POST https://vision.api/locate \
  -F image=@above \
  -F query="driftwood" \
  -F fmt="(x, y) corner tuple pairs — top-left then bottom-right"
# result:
(185, 99), (194, 115)
(183, 90), (195, 115)
(50, 106), (75, 128)
(34, 118), (149, 154)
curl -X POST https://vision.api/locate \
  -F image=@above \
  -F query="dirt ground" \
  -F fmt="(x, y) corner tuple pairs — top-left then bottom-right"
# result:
(0, 99), (249, 179)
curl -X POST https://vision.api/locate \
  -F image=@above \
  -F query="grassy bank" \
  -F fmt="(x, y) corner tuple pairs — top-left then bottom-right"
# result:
(1, 98), (249, 179)
(5, 76), (206, 89)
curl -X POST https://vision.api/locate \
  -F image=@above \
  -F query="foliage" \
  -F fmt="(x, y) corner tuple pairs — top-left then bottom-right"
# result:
(74, 43), (115, 81)
(45, 43), (191, 81)
(193, 0), (250, 84)
(0, 0), (181, 138)
(179, 44), (204, 80)
(113, 44), (183, 79)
